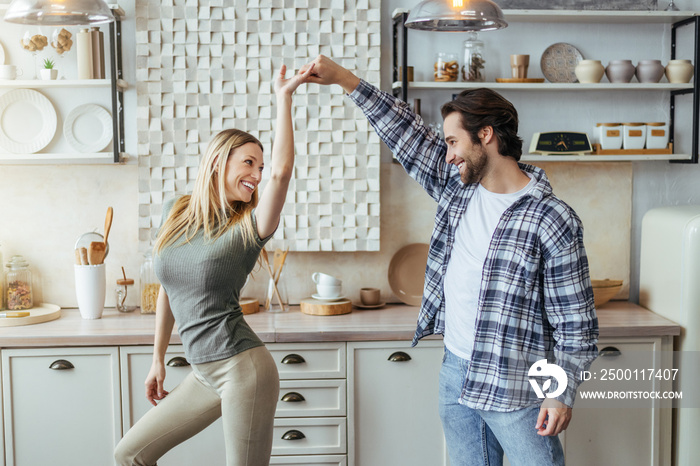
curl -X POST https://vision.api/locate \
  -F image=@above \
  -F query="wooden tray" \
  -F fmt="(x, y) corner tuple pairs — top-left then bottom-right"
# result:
(0, 303), (61, 327)
(300, 298), (352, 316)
(495, 78), (545, 83)
(240, 298), (259, 315)
(593, 143), (673, 155)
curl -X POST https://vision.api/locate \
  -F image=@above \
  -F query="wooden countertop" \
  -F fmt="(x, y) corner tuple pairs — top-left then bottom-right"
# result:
(0, 301), (679, 348)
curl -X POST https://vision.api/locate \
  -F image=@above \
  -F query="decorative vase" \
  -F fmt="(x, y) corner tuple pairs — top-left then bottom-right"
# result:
(635, 59), (665, 83)
(575, 60), (605, 83)
(665, 59), (694, 84)
(605, 60), (635, 83)
(39, 68), (58, 80)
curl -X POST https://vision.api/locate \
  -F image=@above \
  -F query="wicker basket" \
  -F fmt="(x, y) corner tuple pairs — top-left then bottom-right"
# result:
(591, 279), (623, 308)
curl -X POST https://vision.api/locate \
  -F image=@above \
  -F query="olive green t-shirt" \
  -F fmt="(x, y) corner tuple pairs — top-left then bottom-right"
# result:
(154, 197), (271, 364)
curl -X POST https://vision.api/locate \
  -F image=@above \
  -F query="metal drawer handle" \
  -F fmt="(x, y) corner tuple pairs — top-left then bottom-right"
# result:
(281, 392), (306, 402)
(388, 351), (411, 362)
(281, 354), (306, 365)
(49, 359), (74, 370)
(167, 357), (190, 367)
(282, 430), (306, 441)
(599, 346), (622, 358)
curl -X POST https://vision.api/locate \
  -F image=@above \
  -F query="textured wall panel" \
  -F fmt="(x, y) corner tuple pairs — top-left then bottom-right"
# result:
(136, 0), (382, 251)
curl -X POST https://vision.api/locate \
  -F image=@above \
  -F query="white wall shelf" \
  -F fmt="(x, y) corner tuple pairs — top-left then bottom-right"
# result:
(393, 82), (694, 91)
(522, 153), (692, 162)
(0, 79), (111, 89)
(0, 152), (118, 164)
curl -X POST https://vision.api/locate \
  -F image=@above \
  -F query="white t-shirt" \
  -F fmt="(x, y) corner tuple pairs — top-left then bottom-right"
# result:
(443, 174), (535, 360)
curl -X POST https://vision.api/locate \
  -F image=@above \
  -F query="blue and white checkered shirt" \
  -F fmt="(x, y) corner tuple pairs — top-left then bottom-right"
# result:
(349, 80), (598, 411)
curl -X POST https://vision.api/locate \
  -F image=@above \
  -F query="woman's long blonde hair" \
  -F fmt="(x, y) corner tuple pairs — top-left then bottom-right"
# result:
(154, 129), (264, 253)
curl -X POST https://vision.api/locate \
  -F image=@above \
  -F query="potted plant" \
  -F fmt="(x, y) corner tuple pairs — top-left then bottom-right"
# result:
(40, 58), (58, 80)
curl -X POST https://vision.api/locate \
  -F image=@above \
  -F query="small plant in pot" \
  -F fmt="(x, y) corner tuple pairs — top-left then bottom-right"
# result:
(40, 58), (58, 80)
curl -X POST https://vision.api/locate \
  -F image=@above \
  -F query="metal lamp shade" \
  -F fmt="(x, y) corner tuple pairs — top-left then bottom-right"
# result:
(4, 0), (114, 25)
(405, 0), (508, 31)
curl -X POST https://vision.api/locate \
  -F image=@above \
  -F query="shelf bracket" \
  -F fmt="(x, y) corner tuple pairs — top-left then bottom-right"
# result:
(669, 16), (699, 164)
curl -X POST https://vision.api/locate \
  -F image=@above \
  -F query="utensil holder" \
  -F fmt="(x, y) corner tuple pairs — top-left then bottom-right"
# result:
(265, 268), (288, 313)
(74, 264), (106, 319)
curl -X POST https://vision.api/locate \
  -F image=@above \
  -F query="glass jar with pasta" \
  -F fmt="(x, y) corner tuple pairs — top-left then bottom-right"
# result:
(140, 251), (160, 314)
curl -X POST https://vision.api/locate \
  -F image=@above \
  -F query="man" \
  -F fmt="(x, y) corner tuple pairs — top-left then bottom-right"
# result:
(301, 55), (598, 466)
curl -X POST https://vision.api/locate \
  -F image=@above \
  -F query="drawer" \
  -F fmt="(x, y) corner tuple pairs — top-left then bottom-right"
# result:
(272, 417), (346, 456)
(268, 342), (346, 379)
(583, 339), (658, 393)
(270, 455), (347, 466)
(276, 379), (346, 418)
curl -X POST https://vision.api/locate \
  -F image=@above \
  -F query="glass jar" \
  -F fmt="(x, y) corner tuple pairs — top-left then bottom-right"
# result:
(5, 255), (33, 310)
(140, 251), (160, 314)
(115, 271), (136, 313)
(435, 52), (459, 82)
(462, 32), (485, 82)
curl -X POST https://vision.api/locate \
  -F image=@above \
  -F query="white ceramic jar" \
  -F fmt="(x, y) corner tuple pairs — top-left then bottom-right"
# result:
(597, 123), (623, 150)
(645, 122), (669, 149)
(665, 59), (694, 83)
(575, 60), (605, 83)
(623, 123), (647, 150)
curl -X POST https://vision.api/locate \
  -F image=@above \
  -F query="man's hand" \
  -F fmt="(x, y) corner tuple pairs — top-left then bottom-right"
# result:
(535, 398), (572, 436)
(299, 55), (361, 94)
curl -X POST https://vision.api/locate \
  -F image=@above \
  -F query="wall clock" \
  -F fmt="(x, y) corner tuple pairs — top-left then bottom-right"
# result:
(529, 132), (592, 155)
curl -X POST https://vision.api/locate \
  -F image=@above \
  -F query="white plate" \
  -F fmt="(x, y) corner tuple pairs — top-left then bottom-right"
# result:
(63, 103), (112, 153)
(0, 89), (57, 153)
(311, 294), (346, 302)
(0, 41), (5, 65)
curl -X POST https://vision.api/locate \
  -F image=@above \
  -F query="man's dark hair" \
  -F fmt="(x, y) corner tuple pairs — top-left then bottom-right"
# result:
(440, 88), (523, 161)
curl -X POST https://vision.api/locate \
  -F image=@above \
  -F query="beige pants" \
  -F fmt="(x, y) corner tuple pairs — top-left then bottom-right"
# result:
(114, 346), (280, 466)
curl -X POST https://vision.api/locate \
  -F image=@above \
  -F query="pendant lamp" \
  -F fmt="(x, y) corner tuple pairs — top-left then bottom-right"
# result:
(4, 0), (114, 25)
(405, 0), (508, 31)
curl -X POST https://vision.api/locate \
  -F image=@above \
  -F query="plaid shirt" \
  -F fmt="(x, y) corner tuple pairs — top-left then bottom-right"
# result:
(349, 80), (598, 411)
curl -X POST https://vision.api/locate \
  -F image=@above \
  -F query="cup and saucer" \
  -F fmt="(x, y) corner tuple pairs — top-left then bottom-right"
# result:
(312, 293), (347, 302)
(353, 287), (385, 309)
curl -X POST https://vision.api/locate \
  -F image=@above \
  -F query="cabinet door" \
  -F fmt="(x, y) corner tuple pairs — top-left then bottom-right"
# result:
(1, 347), (121, 466)
(348, 340), (448, 466)
(564, 337), (670, 466)
(119, 346), (226, 466)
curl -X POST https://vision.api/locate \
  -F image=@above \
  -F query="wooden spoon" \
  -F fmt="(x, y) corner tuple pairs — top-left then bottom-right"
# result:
(87, 207), (113, 265)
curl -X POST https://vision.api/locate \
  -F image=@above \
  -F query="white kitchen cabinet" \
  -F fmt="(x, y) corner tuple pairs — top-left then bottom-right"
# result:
(1, 347), (121, 466)
(119, 346), (226, 466)
(270, 455), (347, 465)
(564, 336), (673, 466)
(348, 340), (448, 466)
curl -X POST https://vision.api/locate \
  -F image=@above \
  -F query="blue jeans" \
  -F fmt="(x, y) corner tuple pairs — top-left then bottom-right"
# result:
(439, 348), (565, 466)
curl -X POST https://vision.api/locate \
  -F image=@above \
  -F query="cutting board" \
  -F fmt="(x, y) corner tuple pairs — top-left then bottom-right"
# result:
(240, 298), (259, 315)
(300, 298), (352, 316)
(0, 303), (61, 327)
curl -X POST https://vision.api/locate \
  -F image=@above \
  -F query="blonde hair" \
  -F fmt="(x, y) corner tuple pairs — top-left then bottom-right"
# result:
(154, 129), (264, 253)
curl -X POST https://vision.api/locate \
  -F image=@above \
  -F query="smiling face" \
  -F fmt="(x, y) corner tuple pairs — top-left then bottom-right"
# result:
(443, 112), (488, 185)
(223, 142), (264, 203)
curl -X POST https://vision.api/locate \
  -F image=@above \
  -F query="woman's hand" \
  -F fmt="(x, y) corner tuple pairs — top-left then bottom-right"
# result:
(145, 360), (169, 407)
(274, 63), (315, 97)
(299, 55), (361, 94)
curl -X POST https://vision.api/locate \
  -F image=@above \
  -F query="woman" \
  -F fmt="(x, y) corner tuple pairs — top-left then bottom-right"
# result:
(114, 63), (314, 466)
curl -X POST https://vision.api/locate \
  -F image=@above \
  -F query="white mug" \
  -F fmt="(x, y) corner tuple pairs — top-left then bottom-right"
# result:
(0, 64), (23, 80)
(317, 284), (342, 298)
(312, 272), (341, 286)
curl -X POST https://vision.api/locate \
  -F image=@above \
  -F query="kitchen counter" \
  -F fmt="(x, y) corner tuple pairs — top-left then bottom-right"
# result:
(0, 301), (679, 348)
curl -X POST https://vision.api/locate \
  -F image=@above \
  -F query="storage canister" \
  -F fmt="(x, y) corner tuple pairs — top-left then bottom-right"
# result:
(623, 122), (647, 150)
(5, 255), (33, 310)
(665, 59), (694, 84)
(435, 52), (459, 82)
(140, 251), (160, 314)
(597, 123), (623, 150)
(76, 28), (93, 79)
(462, 32), (485, 82)
(646, 122), (669, 150)
(90, 27), (105, 79)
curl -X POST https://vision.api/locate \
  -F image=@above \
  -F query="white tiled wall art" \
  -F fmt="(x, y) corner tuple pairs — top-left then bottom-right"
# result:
(136, 0), (382, 251)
